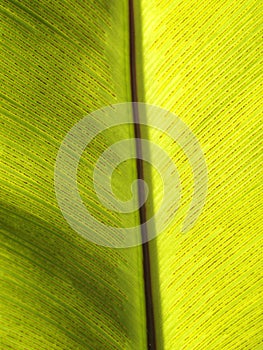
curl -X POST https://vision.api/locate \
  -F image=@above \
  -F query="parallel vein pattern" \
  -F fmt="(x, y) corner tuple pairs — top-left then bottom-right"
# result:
(1, 1), (146, 349)
(141, 0), (262, 348)
(1, 0), (262, 349)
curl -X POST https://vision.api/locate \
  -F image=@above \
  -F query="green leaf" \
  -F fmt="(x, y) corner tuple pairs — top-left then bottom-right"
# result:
(1, 0), (262, 349)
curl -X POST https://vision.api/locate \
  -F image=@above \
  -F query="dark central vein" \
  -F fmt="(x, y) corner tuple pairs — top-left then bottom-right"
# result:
(128, 1), (157, 349)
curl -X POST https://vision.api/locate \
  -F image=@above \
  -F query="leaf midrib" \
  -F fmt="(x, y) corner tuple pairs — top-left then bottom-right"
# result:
(128, 1), (157, 349)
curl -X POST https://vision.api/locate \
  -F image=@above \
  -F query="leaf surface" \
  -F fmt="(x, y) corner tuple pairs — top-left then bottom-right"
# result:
(1, 0), (262, 349)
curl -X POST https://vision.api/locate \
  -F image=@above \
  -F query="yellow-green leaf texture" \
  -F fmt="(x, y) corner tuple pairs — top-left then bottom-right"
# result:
(1, 0), (262, 349)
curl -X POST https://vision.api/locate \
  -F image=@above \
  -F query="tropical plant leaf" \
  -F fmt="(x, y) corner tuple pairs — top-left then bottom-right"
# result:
(1, 0), (262, 349)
